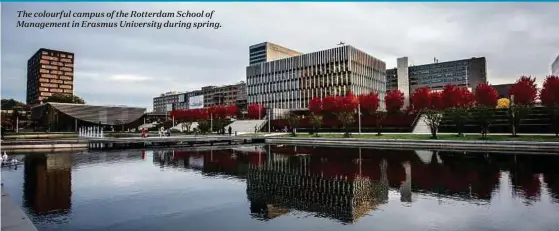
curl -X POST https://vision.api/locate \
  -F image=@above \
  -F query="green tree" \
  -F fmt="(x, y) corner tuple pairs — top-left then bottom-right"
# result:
(43, 93), (86, 104)
(1, 99), (26, 110)
(310, 115), (323, 137)
(287, 114), (300, 137)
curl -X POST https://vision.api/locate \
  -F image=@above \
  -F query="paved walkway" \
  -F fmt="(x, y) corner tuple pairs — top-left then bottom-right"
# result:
(1, 187), (38, 231)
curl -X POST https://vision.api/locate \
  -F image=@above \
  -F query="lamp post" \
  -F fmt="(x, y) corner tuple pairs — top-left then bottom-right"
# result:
(358, 103), (362, 134)
(511, 95), (515, 136)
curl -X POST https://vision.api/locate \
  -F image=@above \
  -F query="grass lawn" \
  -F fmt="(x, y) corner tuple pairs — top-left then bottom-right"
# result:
(281, 133), (559, 142)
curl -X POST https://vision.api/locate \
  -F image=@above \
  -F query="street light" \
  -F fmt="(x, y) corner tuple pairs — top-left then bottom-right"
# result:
(358, 103), (362, 134)
(511, 94), (515, 136)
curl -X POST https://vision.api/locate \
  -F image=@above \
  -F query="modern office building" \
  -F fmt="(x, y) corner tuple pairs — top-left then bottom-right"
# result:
(249, 42), (302, 65)
(552, 54), (559, 75)
(246, 45), (386, 110)
(386, 57), (487, 95)
(152, 81), (247, 113)
(27, 48), (75, 105)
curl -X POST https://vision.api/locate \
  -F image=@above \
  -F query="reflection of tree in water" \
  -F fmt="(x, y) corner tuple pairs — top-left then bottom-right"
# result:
(505, 155), (559, 205)
(410, 151), (501, 202)
(246, 153), (389, 224)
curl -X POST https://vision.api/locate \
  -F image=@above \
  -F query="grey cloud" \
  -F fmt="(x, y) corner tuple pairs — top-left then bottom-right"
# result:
(2, 2), (558, 110)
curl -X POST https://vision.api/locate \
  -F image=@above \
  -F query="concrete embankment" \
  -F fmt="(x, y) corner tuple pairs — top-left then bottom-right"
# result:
(1, 139), (88, 151)
(1, 187), (38, 231)
(265, 137), (559, 154)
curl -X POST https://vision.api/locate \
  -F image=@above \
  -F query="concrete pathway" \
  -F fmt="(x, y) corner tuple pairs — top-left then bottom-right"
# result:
(1, 187), (38, 231)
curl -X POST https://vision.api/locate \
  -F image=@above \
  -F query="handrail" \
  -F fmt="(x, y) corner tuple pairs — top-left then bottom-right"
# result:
(410, 109), (423, 132)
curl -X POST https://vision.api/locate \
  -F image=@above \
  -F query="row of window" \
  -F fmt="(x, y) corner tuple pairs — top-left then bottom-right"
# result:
(410, 61), (469, 71)
(41, 52), (73, 59)
(247, 46), (352, 74)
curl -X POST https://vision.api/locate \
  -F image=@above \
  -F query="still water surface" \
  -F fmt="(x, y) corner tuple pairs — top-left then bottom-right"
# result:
(2, 145), (559, 231)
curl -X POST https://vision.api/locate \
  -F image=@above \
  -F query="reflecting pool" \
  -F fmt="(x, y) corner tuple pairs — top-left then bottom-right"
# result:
(2, 145), (559, 231)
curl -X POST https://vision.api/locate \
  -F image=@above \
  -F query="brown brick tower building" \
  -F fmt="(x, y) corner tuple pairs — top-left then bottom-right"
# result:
(26, 48), (74, 105)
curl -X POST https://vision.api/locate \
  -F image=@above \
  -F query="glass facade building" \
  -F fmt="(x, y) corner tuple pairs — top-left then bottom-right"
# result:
(246, 45), (386, 110)
(386, 57), (487, 93)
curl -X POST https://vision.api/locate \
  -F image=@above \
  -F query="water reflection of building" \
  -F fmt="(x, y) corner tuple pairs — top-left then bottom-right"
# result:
(24, 153), (73, 215)
(269, 146), (501, 202)
(152, 146), (266, 178)
(153, 145), (559, 215)
(246, 152), (390, 223)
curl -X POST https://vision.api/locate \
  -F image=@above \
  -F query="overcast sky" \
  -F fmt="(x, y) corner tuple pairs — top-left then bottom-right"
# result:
(2, 2), (559, 110)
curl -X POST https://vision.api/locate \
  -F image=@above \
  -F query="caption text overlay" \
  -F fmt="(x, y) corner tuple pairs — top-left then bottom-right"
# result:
(16, 10), (222, 30)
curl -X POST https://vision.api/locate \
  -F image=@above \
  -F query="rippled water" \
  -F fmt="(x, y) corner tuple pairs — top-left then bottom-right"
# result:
(2, 145), (559, 231)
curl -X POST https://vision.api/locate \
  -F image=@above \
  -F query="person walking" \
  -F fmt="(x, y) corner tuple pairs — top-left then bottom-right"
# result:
(228, 126), (232, 136)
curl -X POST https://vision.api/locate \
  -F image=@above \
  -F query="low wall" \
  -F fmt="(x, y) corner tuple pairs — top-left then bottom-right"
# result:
(4, 133), (77, 139)
(265, 137), (559, 153)
(1, 139), (88, 151)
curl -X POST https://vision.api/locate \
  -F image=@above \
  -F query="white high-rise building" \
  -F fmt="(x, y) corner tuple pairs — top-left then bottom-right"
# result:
(246, 45), (386, 111)
(396, 57), (410, 108)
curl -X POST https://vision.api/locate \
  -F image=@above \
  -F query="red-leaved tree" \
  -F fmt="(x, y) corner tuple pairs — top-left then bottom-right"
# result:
(509, 76), (538, 106)
(358, 92), (380, 116)
(474, 83), (499, 138)
(540, 75), (559, 136)
(171, 108), (210, 132)
(426, 91), (444, 138)
(385, 89), (405, 114)
(411, 87), (443, 138)
(247, 104), (266, 119)
(309, 97), (323, 115)
(442, 85), (474, 136)
(322, 95), (338, 117)
(442, 85), (460, 109)
(411, 87), (431, 112)
(225, 105), (239, 118)
(508, 76), (538, 136)
(336, 92), (358, 137)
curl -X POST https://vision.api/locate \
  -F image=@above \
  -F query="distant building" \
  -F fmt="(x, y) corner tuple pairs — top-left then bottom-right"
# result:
(249, 42), (302, 65)
(152, 81), (247, 114)
(152, 91), (188, 114)
(552, 54), (559, 75)
(387, 57), (487, 97)
(247, 45), (386, 110)
(27, 48), (75, 105)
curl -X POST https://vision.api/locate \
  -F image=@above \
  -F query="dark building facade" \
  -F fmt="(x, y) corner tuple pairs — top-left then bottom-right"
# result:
(493, 83), (514, 98)
(387, 57), (487, 93)
(27, 48), (75, 105)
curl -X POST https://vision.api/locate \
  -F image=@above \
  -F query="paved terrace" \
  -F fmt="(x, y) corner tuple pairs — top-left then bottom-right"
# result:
(1, 187), (38, 231)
